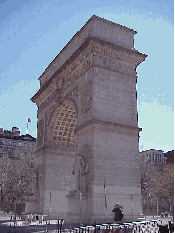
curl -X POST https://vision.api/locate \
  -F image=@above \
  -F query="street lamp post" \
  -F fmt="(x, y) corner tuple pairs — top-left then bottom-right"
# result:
(49, 191), (52, 231)
(80, 192), (82, 226)
(157, 198), (158, 217)
(14, 180), (21, 233)
(131, 194), (133, 222)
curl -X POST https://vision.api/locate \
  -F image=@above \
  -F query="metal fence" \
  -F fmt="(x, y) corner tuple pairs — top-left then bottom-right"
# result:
(67, 221), (160, 233)
(65, 220), (174, 233)
(8, 215), (174, 233)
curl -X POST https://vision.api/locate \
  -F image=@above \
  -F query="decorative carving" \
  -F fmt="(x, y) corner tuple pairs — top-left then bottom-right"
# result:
(45, 102), (69, 145)
(93, 55), (135, 76)
(46, 103), (77, 147)
(56, 78), (64, 90)
(59, 42), (137, 93)
(66, 87), (79, 107)
(72, 152), (88, 192)
(45, 104), (57, 128)
(39, 89), (59, 112)
(37, 119), (44, 146)
(35, 40), (140, 109)
(63, 56), (93, 90)
(80, 80), (92, 120)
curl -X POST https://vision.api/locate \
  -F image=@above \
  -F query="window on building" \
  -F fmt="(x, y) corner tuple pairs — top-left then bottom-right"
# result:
(19, 142), (21, 146)
(0, 153), (3, 157)
(9, 148), (13, 153)
(154, 154), (156, 162)
(10, 141), (16, 145)
(156, 154), (158, 162)
(152, 154), (154, 162)
(8, 154), (14, 159)
(149, 155), (151, 162)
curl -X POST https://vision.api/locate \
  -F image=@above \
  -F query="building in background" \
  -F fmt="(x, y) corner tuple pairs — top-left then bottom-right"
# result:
(164, 150), (174, 164)
(0, 127), (36, 159)
(0, 127), (36, 213)
(140, 149), (173, 216)
(140, 149), (167, 170)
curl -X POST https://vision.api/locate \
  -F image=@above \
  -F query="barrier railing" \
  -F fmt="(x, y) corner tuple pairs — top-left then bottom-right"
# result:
(8, 215), (173, 233)
(67, 220), (171, 233)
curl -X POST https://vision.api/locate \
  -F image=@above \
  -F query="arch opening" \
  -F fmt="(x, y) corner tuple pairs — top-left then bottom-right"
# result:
(52, 103), (77, 148)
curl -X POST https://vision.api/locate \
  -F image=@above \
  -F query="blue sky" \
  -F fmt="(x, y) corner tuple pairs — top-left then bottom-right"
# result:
(0, 0), (173, 152)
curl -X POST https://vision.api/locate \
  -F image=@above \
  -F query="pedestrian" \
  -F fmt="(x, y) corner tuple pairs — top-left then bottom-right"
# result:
(112, 203), (123, 224)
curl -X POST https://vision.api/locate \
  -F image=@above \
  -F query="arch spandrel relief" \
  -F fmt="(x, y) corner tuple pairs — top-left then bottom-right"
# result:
(80, 79), (92, 122)
(37, 118), (44, 146)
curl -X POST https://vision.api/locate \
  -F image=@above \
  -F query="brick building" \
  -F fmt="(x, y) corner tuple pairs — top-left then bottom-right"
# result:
(0, 127), (36, 213)
(164, 150), (174, 164)
(140, 149), (167, 169)
(0, 127), (36, 159)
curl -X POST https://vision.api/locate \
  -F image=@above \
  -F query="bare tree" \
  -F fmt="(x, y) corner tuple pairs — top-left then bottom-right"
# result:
(140, 154), (174, 216)
(0, 151), (35, 212)
(152, 163), (174, 216)
(140, 155), (161, 198)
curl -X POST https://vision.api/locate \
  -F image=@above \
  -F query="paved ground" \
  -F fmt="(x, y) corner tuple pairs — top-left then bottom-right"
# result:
(0, 213), (173, 233)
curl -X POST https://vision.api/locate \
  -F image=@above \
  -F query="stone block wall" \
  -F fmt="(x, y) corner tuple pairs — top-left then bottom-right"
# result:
(93, 67), (137, 127)
(42, 153), (75, 218)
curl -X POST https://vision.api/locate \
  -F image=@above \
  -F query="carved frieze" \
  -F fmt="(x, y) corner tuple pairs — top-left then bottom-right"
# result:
(38, 89), (59, 112)
(37, 118), (44, 146)
(45, 103), (62, 145)
(34, 39), (141, 111)
(63, 56), (94, 90)
(80, 80), (92, 120)
(93, 55), (135, 76)
(59, 42), (137, 94)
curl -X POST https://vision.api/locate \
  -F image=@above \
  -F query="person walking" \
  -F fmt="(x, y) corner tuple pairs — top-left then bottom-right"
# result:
(112, 203), (123, 224)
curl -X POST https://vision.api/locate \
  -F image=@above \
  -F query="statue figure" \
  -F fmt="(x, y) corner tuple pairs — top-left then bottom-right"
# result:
(72, 153), (88, 191)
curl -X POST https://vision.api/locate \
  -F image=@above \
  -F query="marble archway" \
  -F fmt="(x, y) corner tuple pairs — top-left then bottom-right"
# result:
(31, 15), (147, 224)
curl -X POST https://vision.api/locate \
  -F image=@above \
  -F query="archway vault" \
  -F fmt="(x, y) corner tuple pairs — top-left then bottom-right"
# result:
(50, 102), (77, 148)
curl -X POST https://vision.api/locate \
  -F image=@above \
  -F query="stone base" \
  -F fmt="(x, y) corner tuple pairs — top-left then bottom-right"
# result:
(66, 190), (88, 224)
(25, 200), (37, 214)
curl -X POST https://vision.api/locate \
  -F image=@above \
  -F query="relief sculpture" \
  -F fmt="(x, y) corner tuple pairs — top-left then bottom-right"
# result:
(72, 153), (88, 193)
(80, 80), (92, 120)
(37, 119), (44, 146)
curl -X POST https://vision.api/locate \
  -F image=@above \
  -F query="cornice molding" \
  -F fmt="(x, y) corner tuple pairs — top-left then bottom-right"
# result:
(38, 15), (137, 80)
(31, 37), (147, 106)
(75, 119), (141, 137)
(34, 145), (76, 157)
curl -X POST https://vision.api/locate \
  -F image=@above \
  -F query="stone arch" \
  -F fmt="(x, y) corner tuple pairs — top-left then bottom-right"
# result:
(48, 98), (78, 148)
